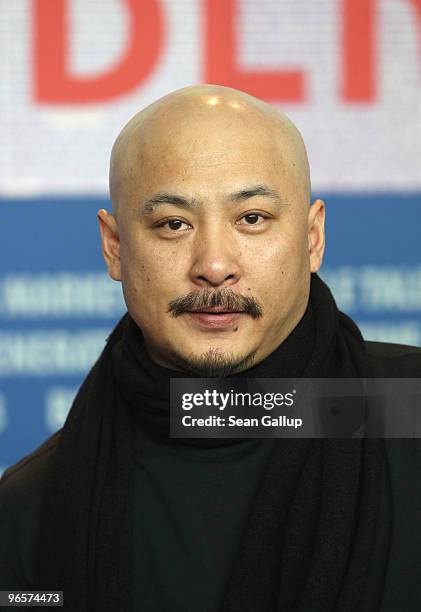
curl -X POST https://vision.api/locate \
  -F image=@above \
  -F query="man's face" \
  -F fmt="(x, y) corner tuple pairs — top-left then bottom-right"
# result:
(100, 99), (324, 375)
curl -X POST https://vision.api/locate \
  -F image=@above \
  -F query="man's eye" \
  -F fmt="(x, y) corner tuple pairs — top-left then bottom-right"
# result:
(237, 213), (266, 226)
(157, 219), (191, 231)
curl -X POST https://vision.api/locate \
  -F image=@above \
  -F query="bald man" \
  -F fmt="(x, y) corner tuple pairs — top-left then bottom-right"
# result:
(1, 85), (420, 612)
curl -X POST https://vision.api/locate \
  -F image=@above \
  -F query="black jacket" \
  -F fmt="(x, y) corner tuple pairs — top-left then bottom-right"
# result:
(0, 341), (420, 611)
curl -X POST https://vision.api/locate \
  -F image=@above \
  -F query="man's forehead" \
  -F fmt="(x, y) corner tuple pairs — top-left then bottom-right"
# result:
(122, 124), (288, 196)
(134, 111), (283, 161)
(131, 151), (289, 209)
(136, 141), (284, 174)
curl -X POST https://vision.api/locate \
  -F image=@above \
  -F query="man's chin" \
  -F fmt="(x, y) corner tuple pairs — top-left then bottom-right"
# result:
(167, 345), (258, 377)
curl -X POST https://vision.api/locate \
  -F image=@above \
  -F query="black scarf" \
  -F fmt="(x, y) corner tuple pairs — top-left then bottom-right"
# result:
(34, 274), (392, 611)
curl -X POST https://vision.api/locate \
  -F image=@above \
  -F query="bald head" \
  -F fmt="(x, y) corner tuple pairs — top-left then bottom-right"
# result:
(109, 84), (311, 218)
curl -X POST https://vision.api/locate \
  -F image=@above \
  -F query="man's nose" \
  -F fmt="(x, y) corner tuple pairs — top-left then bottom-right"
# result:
(189, 226), (242, 288)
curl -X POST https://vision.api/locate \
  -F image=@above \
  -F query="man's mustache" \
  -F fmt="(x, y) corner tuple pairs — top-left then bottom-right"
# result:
(167, 287), (263, 319)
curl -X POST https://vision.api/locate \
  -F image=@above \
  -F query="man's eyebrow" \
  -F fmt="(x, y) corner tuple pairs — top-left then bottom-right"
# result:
(140, 183), (285, 216)
(228, 184), (285, 205)
(141, 193), (200, 216)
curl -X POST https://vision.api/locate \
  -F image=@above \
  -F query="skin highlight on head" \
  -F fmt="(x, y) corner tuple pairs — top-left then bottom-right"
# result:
(98, 84), (325, 376)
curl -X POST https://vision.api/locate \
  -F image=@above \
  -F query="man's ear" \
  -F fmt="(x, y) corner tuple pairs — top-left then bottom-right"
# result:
(307, 199), (326, 273)
(97, 209), (122, 281)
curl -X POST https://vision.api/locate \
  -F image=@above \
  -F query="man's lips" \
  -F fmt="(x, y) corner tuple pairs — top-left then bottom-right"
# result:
(188, 309), (243, 314)
(186, 309), (245, 329)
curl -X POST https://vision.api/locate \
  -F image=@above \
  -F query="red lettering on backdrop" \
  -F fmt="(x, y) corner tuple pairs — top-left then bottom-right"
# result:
(408, 0), (421, 50)
(341, 0), (376, 101)
(34, 0), (163, 104)
(204, 0), (305, 102)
